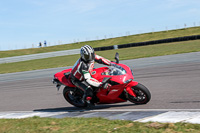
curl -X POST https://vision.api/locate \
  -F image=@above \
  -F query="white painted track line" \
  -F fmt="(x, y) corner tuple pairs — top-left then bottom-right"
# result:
(0, 110), (200, 124)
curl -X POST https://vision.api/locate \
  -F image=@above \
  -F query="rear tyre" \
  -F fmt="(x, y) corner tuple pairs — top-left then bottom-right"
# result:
(127, 83), (151, 104)
(63, 86), (87, 108)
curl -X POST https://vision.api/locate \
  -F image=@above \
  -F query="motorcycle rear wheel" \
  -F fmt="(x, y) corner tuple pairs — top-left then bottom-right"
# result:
(127, 83), (151, 104)
(63, 86), (87, 108)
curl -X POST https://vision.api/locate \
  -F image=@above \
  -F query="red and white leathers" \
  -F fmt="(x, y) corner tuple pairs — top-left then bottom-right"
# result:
(71, 54), (111, 87)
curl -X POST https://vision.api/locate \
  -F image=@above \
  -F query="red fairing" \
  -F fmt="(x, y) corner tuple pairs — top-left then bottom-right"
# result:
(54, 60), (143, 104)
(125, 81), (138, 97)
(54, 68), (75, 87)
(126, 81), (138, 86)
(91, 63), (137, 104)
(92, 63), (134, 84)
(96, 84), (127, 104)
(91, 67), (109, 82)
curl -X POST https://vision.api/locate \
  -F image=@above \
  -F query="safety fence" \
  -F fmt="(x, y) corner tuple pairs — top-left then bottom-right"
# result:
(94, 35), (200, 51)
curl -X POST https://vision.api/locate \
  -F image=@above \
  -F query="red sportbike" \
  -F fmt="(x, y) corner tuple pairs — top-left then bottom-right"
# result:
(53, 53), (151, 108)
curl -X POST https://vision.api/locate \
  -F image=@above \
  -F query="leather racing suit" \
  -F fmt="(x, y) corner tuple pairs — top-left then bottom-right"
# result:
(70, 54), (111, 99)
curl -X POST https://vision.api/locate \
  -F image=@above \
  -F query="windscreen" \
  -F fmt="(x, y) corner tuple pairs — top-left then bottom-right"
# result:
(103, 65), (126, 75)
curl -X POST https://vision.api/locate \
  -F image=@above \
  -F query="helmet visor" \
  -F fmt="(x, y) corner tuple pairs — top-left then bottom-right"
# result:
(84, 52), (95, 61)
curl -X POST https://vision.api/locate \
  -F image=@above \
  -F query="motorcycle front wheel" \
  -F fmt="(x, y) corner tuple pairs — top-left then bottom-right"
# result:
(63, 86), (87, 108)
(127, 83), (151, 104)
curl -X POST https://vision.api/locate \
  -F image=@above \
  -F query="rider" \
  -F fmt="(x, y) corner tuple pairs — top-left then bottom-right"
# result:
(70, 45), (112, 105)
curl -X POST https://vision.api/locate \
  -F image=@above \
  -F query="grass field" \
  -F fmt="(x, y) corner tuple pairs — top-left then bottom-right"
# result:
(0, 117), (199, 133)
(0, 39), (200, 74)
(0, 27), (200, 58)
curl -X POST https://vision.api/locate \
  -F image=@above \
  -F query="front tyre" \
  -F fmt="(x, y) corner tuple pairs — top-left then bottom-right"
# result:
(127, 83), (151, 104)
(63, 86), (87, 108)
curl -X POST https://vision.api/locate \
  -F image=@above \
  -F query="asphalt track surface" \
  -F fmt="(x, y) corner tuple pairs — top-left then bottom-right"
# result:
(0, 52), (200, 112)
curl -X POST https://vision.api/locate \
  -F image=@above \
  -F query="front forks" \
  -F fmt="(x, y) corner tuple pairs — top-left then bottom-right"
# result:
(124, 81), (138, 97)
(125, 87), (136, 97)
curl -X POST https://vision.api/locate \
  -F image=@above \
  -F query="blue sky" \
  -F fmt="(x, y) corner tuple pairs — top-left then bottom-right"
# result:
(0, 0), (200, 51)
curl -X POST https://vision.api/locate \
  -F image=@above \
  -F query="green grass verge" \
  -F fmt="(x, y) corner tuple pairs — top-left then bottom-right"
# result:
(0, 27), (200, 58)
(0, 40), (200, 74)
(0, 117), (199, 133)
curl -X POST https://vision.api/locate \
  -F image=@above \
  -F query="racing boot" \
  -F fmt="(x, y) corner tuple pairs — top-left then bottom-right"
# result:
(86, 96), (95, 108)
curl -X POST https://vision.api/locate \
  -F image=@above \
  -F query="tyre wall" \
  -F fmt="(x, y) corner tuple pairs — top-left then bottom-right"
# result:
(94, 35), (200, 51)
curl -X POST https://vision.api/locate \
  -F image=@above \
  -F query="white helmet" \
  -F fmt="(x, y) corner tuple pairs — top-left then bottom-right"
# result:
(80, 45), (95, 62)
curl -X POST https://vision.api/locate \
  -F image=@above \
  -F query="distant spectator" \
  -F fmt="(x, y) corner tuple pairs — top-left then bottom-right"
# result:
(39, 42), (42, 48)
(44, 40), (47, 47)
